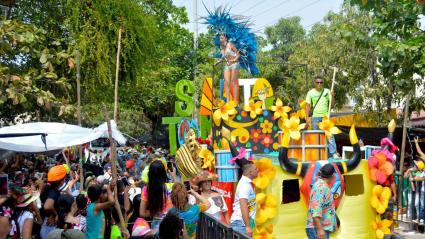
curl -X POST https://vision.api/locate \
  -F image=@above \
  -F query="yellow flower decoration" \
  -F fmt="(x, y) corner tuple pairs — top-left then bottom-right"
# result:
(199, 148), (215, 171)
(370, 185), (391, 214)
(253, 158), (276, 189)
(296, 100), (306, 119)
(256, 193), (278, 225)
(283, 115), (306, 140)
(253, 224), (274, 239)
(243, 99), (263, 119)
(260, 119), (273, 134)
(213, 100), (237, 126)
(318, 116), (341, 139)
(372, 215), (392, 239)
(270, 98), (291, 120)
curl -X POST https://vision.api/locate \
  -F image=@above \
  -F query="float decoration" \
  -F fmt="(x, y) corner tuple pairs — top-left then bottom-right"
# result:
(252, 158), (277, 189)
(253, 224), (274, 239)
(296, 100), (307, 119)
(213, 100), (237, 126)
(372, 215), (393, 239)
(255, 192), (278, 225)
(199, 148), (215, 171)
(370, 185), (391, 214)
(243, 99), (263, 119)
(282, 115), (306, 141)
(175, 129), (202, 178)
(270, 98), (291, 120)
(318, 116), (341, 139)
(368, 153), (394, 185)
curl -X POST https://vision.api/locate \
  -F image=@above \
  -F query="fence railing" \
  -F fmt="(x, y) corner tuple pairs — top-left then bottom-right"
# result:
(398, 174), (425, 231)
(196, 212), (250, 239)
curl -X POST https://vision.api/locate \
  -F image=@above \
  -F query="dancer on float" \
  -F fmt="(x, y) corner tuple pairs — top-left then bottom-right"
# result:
(215, 34), (241, 104)
(204, 7), (260, 105)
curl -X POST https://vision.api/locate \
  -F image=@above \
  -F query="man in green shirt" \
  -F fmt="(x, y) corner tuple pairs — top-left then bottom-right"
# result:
(305, 76), (339, 159)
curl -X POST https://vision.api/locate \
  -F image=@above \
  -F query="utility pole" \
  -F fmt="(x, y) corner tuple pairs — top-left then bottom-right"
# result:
(192, 0), (199, 122)
(114, 28), (123, 122)
(76, 50), (84, 190)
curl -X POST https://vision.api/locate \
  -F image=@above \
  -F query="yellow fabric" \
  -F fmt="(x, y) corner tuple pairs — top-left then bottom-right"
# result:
(263, 160), (375, 238)
(332, 110), (397, 127)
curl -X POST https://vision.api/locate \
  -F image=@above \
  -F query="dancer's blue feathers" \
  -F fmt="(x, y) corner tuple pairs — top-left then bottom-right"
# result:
(203, 7), (259, 76)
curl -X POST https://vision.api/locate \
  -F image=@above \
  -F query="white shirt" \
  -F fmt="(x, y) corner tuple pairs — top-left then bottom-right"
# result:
(18, 211), (33, 235)
(230, 175), (256, 224)
(205, 195), (228, 220)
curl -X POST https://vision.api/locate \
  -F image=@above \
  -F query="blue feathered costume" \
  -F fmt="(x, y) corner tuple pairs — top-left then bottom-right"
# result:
(204, 7), (259, 76)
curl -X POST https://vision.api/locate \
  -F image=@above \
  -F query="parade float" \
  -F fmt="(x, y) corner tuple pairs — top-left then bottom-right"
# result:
(162, 76), (397, 239)
(160, 7), (397, 239)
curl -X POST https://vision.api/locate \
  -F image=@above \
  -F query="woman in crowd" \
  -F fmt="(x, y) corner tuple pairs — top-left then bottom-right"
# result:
(75, 193), (88, 232)
(15, 192), (41, 239)
(193, 171), (229, 223)
(168, 183), (210, 238)
(40, 165), (67, 239)
(56, 194), (86, 230)
(139, 160), (176, 233)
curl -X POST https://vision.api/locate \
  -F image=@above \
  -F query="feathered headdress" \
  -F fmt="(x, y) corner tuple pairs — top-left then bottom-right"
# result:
(203, 6), (259, 76)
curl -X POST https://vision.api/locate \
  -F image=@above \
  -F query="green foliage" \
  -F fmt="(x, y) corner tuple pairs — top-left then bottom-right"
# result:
(347, 0), (425, 114)
(0, 20), (75, 120)
(4, 0), (194, 137)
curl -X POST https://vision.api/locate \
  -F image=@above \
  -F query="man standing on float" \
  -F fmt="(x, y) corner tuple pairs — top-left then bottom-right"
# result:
(305, 76), (339, 159)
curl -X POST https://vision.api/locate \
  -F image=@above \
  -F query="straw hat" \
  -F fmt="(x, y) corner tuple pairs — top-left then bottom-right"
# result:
(191, 171), (218, 186)
(415, 160), (425, 171)
(17, 192), (40, 207)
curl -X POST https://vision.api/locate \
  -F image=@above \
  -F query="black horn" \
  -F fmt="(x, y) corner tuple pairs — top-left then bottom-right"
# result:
(278, 147), (309, 176)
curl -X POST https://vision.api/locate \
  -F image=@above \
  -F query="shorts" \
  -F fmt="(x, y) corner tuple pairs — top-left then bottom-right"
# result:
(224, 62), (240, 71)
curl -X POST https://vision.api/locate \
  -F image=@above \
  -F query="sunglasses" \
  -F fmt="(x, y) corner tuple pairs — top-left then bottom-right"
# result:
(315, 81), (323, 84)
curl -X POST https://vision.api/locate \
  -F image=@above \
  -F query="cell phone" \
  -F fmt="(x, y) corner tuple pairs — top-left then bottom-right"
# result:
(121, 177), (130, 187)
(184, 181), (191, 191)
(0, 175), (8, 196)
(167, 161), (173, 172)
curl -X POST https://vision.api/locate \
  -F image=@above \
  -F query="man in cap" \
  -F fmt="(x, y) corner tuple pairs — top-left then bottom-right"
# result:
(306, 164), (337, 239)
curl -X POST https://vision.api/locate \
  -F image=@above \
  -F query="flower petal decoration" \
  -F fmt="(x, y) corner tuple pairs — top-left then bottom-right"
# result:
(296, 100), (307, 119)
(270, 98), (291, 120)
(243, 99), (263, 119)
(253, 224), (274, 239)
(372, 215), (392, 239)
(253, 158), (276, 189)
(368, 152), (394, 185)
(213, 100), (237, 126)
(256, 193), (278, 225)
(283, 115), (306, 141)
(318, 116), (341, 139)
(199, 148), (215, 171)
(230, 147), (248, 164)
(260, 119), (273, 134)
(370, 185), (391, 214)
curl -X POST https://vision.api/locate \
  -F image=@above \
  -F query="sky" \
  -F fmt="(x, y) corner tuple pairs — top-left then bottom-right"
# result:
(173, 0), (344, 34)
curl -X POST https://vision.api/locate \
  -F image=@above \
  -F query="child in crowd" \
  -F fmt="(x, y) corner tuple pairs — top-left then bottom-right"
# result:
(86, 182), (115, 239)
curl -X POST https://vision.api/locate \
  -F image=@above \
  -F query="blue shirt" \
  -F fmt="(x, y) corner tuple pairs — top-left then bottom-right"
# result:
(86, 203), (105, 239)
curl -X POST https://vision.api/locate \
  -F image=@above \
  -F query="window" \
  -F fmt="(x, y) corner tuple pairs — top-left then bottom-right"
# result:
(344, 174), (364, 196)
(282, 179), (300, 204)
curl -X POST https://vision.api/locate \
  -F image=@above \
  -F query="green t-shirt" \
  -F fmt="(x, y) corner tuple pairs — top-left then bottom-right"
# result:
(306, 88), (330, 117)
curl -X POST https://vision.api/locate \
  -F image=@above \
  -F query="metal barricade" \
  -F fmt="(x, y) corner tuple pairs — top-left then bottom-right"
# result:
(196, 212), (250, 239)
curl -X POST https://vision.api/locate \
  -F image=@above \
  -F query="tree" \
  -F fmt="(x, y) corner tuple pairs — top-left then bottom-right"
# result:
(5, 0), (194, 139)
(0, 20), (75, 123)
(347, 0), (425, 114)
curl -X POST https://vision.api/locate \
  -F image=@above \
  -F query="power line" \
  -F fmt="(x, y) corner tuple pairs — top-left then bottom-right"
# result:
(253, 0), (291, 18)
(239, 0), (269, 14)
(232, 0), (246, 8)
(255, 0), (322, 32)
